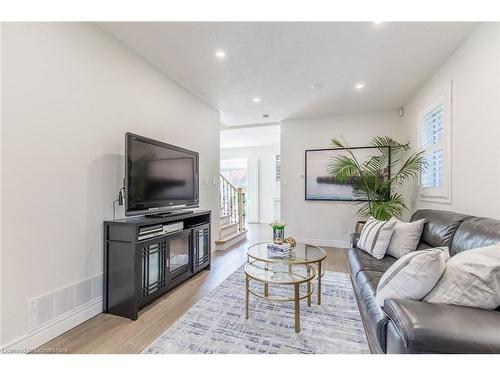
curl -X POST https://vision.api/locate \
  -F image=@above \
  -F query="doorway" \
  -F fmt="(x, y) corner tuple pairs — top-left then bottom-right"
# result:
(220, 124), (281, 224)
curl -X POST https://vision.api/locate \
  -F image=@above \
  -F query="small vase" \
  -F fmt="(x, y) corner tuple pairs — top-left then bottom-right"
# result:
(270, 222), (286, 244)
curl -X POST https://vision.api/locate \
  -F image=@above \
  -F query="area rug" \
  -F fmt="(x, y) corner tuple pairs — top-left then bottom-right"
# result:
(143, 266), (369, 354)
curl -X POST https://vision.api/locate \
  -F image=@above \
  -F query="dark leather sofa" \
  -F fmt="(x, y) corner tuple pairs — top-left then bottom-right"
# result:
(349, 209), (500, 353)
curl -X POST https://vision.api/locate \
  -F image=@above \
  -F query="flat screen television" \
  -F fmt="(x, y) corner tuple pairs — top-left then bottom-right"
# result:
(125, 133), (199, 216)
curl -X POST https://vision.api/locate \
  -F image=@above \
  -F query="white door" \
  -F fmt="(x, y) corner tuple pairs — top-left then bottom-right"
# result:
(246, 158), (259, 223)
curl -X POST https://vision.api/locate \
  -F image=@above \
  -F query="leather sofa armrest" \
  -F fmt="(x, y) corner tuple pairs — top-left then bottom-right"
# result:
(350, 232), (360, 248)
(384, 299), (500, 353)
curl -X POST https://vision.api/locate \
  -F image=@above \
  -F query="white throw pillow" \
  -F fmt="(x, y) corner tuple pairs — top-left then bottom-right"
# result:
(386, 218), (425, 259)
(357, 217), (396, 259)
(375, 247), (449, 307)
(424, 244), (500, 310)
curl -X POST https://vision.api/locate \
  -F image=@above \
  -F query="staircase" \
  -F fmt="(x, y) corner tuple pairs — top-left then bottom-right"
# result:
(215, 175), (248, 250)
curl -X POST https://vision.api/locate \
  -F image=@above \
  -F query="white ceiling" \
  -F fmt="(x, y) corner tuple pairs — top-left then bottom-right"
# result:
(220, 125), (280, 149)
(100, 22), (478, 126)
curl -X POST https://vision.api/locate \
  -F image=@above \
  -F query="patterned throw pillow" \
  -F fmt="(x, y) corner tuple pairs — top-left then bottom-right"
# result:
(375, 247), (449, 307)
(424, 244), (500, 310)
(357, 217), (397, 259)
(386, 218), (426, 259)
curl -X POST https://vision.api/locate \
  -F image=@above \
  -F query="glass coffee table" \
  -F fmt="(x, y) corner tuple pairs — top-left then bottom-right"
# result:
(244, 260), (316, 333)
(246, 242), (327, 304)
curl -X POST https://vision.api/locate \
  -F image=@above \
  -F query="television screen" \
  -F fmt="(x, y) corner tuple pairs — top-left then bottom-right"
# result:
(125, 133), (199, 216)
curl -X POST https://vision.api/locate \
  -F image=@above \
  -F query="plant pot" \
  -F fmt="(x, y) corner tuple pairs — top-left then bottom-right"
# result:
(355, 221), (367, 234)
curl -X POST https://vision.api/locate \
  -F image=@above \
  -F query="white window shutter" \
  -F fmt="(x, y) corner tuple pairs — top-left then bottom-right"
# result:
(418, 83), (452, 203)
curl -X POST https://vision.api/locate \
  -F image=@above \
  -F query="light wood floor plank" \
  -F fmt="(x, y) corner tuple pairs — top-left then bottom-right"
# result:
(36, 224), (349, 354)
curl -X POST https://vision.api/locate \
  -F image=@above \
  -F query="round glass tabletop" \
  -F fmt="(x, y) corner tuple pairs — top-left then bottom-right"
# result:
(244, 260), (316, 285)
(246, 242), (327, 264)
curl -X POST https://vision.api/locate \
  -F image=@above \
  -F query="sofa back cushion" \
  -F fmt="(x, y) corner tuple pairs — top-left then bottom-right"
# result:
(410, 210), (470, 249)
(450, 217), (500, 256)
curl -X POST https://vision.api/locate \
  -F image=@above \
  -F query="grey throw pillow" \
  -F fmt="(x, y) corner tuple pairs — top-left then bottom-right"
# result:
(357, 217), (396, 260)
(386, 218), (425, 259)
(424, 244), (500, 310)
(375, 247), (449, 307)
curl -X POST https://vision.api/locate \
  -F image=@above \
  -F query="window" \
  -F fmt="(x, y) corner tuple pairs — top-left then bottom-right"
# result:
(275, 155), (281, 182)
(419, 85), (451, 202)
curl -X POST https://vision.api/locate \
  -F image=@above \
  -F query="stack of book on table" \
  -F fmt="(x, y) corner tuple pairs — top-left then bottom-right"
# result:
(267, 242), (292, 259)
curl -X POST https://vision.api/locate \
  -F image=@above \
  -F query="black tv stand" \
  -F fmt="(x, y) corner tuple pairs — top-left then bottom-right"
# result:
(145, 210), (194, 218)
(103, 210), (211, 320)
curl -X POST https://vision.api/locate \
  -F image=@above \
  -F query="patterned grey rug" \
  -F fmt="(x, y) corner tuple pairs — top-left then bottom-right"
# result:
(143, 266), (369, 354)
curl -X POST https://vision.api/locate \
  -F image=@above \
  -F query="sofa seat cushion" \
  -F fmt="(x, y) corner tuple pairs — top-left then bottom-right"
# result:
(416, 241), (432, 250)
(348, 248), (397, 277)
(355, 269), (384, 286)
(356, 270), (390, 352)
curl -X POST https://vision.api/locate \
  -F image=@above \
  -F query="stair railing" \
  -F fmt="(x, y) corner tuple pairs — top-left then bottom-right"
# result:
(220, 174), (246, 232)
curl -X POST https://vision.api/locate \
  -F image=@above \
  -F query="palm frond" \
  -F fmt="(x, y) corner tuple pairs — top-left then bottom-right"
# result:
(391, 151), (428, 185)
(326, 156), (359, 183)
(367, 193), (408, 221)
(355, 202), (373, 218)
(363, 156), (382, 175)
(331, 137), (347, 149)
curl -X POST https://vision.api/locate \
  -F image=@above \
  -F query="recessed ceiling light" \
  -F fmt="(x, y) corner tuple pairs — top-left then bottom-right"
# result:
(252, 97), (261, 103)
(355, 83), (365, 90)
(215, 51), (226, 58)
(262, 114), (270, 118)
(373, 21), (384, 25)
(310, 83), (323, 90)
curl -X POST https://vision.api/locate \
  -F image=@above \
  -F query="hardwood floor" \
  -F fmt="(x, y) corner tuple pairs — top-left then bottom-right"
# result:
(37, 224), (350, 354)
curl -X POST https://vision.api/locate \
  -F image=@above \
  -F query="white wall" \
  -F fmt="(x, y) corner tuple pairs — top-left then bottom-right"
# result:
(403, 23), (500, 219)
(281, 110), (405, 247)
(221, 145), (280, 224)
(1, 23), (220, 347)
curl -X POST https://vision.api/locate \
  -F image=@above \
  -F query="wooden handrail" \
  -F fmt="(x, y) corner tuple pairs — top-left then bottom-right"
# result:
(220, 174), (239, 191)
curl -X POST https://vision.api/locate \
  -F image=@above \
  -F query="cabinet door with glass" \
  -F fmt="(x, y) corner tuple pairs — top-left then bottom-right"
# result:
(193, 224), (210, 272)
(139, 237), (168, 304)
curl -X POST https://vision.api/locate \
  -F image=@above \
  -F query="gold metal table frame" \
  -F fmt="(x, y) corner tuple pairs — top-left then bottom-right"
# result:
(246, 242), (327, 305)
(244, 260), (316, 333)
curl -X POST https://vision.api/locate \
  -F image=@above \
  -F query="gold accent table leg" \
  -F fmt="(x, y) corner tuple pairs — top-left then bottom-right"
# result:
(294, 283), (300, 333)
(317, 261), (322, 305)
(307, 269), (311, 307)
(245, 275), (249, 319)
(264, 261), (269, 297)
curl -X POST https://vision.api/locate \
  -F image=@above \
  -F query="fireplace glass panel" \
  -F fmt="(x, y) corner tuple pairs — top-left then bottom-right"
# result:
(169, 235), (190, 273)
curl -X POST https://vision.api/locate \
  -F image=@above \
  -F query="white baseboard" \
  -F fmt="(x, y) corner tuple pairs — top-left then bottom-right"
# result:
(294, 237), (350, 249)
(1, 298), (103, 353)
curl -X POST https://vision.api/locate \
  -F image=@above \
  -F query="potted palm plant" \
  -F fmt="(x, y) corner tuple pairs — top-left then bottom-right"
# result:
(327, 136), (427, 227)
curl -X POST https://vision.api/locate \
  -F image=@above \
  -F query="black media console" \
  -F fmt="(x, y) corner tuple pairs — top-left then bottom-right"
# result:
(103, 210), (211, 320)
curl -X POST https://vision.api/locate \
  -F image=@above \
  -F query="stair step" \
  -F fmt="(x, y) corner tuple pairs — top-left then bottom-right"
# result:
(215, 229), (248, 251)
(219, 222), (238, 237)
